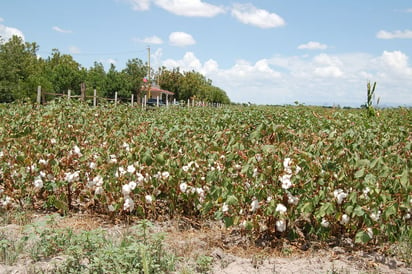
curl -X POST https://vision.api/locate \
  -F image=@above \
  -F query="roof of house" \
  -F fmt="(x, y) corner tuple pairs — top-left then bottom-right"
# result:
(150, 86), (174, 96)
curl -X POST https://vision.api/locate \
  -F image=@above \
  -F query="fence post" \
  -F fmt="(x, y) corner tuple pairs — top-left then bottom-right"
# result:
(68, 89), (71, 100)
(80, 83), (86, 101)
(156, 96), (159, 107)
(93, 89), (97, 107)
(37, 86), (41, 104)
(131, 94), (134, 107)
(114, 92), (118, 105)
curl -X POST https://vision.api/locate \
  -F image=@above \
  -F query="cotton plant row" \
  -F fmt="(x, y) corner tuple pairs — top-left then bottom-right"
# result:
(0, 101), (410, 244)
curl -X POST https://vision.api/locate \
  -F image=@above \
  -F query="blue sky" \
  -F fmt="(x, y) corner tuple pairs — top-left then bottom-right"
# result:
(1, 0), (412, 106)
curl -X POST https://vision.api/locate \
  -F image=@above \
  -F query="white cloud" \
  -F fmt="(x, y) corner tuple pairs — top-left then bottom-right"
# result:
(52, 26), (72, 33)
(380, 50), (412, 76)
(169, 32), (196, 47)
(0, 23), (24, 42)
(0, 17), (3, 22)
(68, 46), (81, 54)
(298, 41), (328, 50)
(154, 0), (225, 17)
(160, 51), (412, 106)
(121, 0), (151, 11)
(376, 29), (412, 39)
(231, 3), (285, 29)
(137, 35), (163, 44)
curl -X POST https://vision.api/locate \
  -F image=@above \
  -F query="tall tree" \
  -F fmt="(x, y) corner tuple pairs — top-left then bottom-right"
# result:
(0, 35), (40, 102)
(123, 58), (147, 102)
(45, 49), (83, 94)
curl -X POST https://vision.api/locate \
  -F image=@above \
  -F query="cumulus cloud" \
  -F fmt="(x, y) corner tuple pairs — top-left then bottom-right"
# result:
(380, 50), (412, 76)
(231, 3), (285, 28)
(52, 26), (72, 33)
(121, 0), (151, 11)
(160, 50), (412, 106)
(169, 32), (196, 47)
(298, 41), (328, 50)
(122, 0), (224, 17)
(376, 29), (412, 39)
(154, 0), (225, 17)
(0, 21), (24, 42)
(136, 35), (163, 44)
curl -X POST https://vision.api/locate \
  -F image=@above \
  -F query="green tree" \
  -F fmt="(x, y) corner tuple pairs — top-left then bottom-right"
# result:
(123, 58), (147, 102)
(0, 35), (40, 102)
(86, 62), (107, 97)
(105, 63), (131, 99)
(156, 67), (183, 100)
(45, 49), (83, 94)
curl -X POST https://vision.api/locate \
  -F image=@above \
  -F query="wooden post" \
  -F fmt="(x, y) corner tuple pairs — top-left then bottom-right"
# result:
(68, 89), (71, 100)
(131, 94), (134, 107)
(36, 86), (41, 104)
(80, 83), (86, 101)
(156, 96), (159, 107)
(93, 89), (97, 107)
(187, 99), (190, 108)
(114, 92), (118, 105)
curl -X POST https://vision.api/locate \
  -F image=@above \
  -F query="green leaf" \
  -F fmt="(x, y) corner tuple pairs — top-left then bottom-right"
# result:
(399, 169), (409, 190)
(353, 206), (365, 217)
(226, 195), (238, 206)
(223, 216), (235, 227)
(354, 168), (365, 178)
(384, 205), (397, 220)
(355, 231), (371, 244)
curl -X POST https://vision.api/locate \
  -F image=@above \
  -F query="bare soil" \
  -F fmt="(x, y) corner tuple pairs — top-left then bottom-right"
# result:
(0, 213), (411, 274)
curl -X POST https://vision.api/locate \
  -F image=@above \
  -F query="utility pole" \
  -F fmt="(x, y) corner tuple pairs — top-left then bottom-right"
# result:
(147, 46), (151, 98)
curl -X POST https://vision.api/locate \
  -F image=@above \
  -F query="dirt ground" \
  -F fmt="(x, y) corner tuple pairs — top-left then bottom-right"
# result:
(0, 213), (411, 274)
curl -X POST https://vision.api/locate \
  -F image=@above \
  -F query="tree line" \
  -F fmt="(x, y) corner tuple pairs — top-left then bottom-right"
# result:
(0, 35), (230, 104)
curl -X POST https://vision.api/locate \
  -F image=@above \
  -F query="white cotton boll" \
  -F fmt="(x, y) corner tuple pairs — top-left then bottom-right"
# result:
(255, 154), (262, 162)
(403, 213), (411, 220)
(65, 171), (80, 183)
(366, 228), (374, 239)
(287, 193), (299, 205)
(73, 145), (82, 156)
(38, 159), (48, 165)
(182, 165), (189, 172)
(370, 211), (381, 222)
(127, 165), (136, 174)
(250, 199), (260, 212)
(95, 186), (103, 195)
(108, 205), (115, 212)
(266, 196), (273, 203)
(109, 155), (117, 164)
(50, 138), (57, 144)
(340, 214), (350, 225)
(118, 167), (126, 176)
(275, 203), (287, 214)
(136, 173), (145, 183)
(123, 197), (135, 211)
(33, 177), (43, 189)
(122, 184), (131, 197)
(39, 171), (46, 178)
(89, 162), (97, 169)
(128, 181), (137, 190)
(279, 174), (292, 189)
(196, 188), (204, 197)
(333, 189), (347, 205)
(145, 195), (153, 204)
(275, 219), (286, 232)
(179, 182), (188, 193)
(222, 203), (229, 212)
(321, 218), (330, 228)
(234, 164), (241, 170)
(283, 158), (292, 170)
(161, 171), (170, 179)
(93, 175), (103, 187)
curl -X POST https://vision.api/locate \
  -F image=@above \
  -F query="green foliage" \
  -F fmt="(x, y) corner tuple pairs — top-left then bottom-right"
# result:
(0, 35), (230, 104)
(0, 102), (411, 246)
(366, 81), (379, 117)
